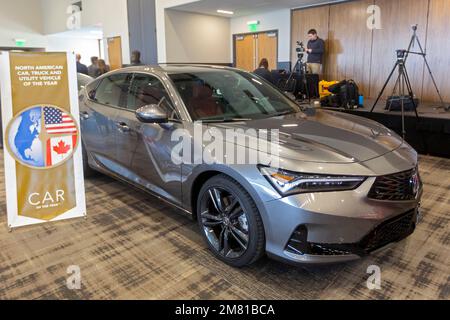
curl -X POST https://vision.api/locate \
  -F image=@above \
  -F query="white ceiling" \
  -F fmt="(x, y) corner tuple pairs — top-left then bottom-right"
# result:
(171, 0), (346, 17)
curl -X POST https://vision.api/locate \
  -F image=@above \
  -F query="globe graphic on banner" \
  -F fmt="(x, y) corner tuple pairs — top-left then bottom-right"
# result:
(7, 106), (78, 169)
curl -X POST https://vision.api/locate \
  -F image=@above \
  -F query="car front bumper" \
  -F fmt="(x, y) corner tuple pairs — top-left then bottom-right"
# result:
(260, 177), (422, 265)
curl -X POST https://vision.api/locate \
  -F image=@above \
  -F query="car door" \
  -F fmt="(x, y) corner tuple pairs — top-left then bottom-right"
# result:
(114, 72), (184, 206)
(80, 73), (131, 174)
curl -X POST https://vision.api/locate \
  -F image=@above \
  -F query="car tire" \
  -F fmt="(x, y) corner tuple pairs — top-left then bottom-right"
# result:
(82, 143), (96, 178)
(197, 174), (265, 267)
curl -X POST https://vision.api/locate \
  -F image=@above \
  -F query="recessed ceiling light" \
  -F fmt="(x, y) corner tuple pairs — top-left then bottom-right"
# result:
(217, 9), (234, 15)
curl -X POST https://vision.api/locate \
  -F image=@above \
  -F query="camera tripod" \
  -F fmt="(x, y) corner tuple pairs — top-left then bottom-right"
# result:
(370, 51), (418, 139)
(406, 25), (449, 111)
(284, 53), (311, 104)
(372, 25), (449, 112)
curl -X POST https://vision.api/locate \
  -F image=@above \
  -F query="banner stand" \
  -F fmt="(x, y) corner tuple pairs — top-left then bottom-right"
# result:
(0, 51), (86, 229)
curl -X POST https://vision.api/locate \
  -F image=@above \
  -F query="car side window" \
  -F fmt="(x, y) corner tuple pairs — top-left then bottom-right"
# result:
(128, 73), (179, 120)
(94, 74), (131, 108)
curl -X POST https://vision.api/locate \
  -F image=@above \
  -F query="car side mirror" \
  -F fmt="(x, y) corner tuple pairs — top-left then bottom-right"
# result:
(136, 104), (168, 124)
(88, 90), (96, 100)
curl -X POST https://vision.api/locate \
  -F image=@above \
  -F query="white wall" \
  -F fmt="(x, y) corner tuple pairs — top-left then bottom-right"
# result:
(230, 9), (291, 64)
(82, 0), (130, 65)
(155, 0), (200, 63)
(165, 10), (230, 63)
(41, 0), (72, 35)
(46, 35), (100, 66)
(41, 0), (130, 65)
(0, 0), (47, 48)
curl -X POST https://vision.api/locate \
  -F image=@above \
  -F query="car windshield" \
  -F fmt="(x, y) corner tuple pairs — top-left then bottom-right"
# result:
(169, 69), (300, 122)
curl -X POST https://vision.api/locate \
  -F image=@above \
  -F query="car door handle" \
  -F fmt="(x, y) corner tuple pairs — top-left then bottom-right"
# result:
(116, 122), (131, 132)
(80, 111), (89, 120)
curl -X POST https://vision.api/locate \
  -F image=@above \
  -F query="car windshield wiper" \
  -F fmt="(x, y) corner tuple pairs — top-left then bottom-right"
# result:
(201, 117), (252, 123)
(269, 110), (297, 117)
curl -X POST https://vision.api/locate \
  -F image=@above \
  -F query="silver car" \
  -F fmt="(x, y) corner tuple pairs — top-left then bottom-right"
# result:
(79, 65), (422, 267)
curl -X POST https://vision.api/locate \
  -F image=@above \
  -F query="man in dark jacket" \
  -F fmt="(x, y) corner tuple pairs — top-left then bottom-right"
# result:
(130, 50), (144, 66)
(306, 29), (325, 76)
(76, 54), (89, 75)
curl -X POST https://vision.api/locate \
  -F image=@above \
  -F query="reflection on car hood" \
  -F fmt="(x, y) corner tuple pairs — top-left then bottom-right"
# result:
(208, 109), (403, 164)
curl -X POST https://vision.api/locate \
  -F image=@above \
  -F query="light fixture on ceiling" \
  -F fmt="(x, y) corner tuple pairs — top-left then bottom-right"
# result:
(217, 9), (234, 15)
(247, 20), (260, 26)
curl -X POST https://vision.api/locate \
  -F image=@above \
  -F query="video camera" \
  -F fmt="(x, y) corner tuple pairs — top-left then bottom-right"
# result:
(396, 49), (407, 61)
(296, 41), (306, 59)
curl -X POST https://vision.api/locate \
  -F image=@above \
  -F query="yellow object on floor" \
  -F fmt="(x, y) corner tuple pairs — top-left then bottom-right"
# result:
(319, 80), (339, 98)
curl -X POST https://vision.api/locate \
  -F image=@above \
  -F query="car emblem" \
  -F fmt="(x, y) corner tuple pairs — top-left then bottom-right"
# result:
(410, 171), (420, 196)
(370, 129), (382, 138)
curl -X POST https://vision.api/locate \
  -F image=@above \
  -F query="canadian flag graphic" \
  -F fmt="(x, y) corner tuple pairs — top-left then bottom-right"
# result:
(46, 135), (77, 166)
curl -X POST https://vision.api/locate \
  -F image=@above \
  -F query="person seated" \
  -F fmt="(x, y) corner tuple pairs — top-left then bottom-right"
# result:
(253, 58), (275, 84)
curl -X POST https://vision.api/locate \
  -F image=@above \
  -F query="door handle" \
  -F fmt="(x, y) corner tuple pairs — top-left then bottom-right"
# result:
(80, 111), (89, 120)
(116, 122), (131, 133)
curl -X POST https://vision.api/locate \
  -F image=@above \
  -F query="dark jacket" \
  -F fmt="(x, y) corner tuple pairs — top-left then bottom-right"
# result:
(307, 38), (325, 64)
(77, 62), (89, 75)
(253, 67), (274, 84)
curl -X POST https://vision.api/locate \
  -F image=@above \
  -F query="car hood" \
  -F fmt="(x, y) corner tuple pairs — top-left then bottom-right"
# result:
(208, 109), (403, 164)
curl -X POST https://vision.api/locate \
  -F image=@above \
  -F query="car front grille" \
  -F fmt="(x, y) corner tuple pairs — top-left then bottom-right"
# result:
(285, 210), (417, 257)
(359, 210), (416, 252)
(368, 168), (421, 201)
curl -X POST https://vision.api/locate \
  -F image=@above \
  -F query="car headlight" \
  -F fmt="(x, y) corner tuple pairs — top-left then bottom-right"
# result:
(259, 166), (366, 196)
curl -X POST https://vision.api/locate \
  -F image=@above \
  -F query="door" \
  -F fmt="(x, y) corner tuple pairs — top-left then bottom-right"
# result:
(257, 32), (278, 71)
(234, 31), (278, 72)
(81, 73), (131, 173)
(114, 73), (183, 206)
(107, 36), (123, 70)
(235, 34), (256, 72)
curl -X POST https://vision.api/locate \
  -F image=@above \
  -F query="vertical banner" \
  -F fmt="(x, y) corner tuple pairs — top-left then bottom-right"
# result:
(0, 51), (86, 229)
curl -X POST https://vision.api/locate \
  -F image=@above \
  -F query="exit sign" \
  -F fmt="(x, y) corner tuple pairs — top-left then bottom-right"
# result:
(15, 39), (26, 47)
(249, 24), (258, 32)
(247, 20), (260, 32)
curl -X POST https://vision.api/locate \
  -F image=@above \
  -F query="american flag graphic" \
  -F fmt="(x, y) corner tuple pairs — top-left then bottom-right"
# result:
(44, 107), (77, 134)
(43, 106), (78, 166)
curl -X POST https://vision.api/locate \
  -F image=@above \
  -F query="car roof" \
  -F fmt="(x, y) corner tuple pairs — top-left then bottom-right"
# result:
(119, 64), (237, 75)
(77, 73), (94, 81)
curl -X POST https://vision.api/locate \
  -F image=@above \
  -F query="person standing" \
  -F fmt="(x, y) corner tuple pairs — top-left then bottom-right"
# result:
(306, 29), (325, 76)
(95, 59), (110, 77)
(88, 56), (99, 77)
(130, 50), (143, 66)
(253, 58), (274, 84)
(76, 54), (89, 75)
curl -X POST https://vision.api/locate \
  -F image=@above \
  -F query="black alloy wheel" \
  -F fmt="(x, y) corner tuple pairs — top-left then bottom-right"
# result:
(197, 175), (265, 267)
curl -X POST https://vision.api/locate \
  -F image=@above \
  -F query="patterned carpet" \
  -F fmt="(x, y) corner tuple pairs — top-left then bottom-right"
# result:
(0, 149), (448, 300)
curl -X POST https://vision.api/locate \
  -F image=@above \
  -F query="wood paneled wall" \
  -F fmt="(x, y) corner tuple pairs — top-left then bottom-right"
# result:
(370, 0), (428, 99)
(327, 0), (373, 95)
(292, 0), (450, 102)
(291, 6), (330, 71)
(423, 0), (450, 102)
